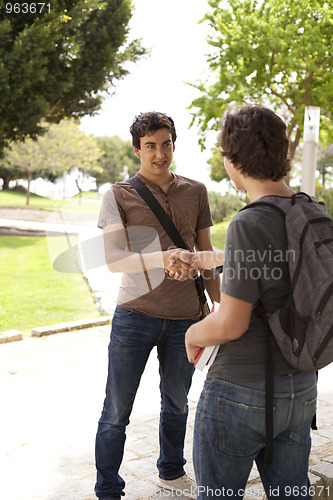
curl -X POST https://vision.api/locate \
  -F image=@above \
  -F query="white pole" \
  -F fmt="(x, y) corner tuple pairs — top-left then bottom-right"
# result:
(301, 106), (320, 196)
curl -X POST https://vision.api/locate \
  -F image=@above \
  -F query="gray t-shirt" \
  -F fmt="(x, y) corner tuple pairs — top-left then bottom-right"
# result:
(208, 196), (298, 382)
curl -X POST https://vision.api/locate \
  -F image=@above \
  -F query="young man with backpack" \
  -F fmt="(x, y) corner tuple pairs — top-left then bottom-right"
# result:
(94, 111), (220, 499)
(181, 104), (333, 499)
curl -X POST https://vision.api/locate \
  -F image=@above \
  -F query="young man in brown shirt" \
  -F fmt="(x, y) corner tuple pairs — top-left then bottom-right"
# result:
(94, 111), (220, 500)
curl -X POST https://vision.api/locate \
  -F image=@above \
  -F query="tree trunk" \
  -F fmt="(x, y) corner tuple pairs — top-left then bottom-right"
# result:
(26, 172), (32, 205)
(2, 174), (11, 190)
(322, 169), (326, 190)
(289, 127), (302, 163)
(74, 177), (82, 204)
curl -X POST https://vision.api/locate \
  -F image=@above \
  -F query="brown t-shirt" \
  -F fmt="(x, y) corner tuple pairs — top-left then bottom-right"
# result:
(98, 173), (213, 319)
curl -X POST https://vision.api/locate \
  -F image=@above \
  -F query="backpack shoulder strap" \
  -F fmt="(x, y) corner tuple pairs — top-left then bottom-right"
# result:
(240, 200), (287, 465)
(240, 200), (286, 218)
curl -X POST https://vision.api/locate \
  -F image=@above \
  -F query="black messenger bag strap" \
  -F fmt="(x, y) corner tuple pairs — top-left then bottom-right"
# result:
(128, 175), (187, 249)
(128, 175), (208, 305)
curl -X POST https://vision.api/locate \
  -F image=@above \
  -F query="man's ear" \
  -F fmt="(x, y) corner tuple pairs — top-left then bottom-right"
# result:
(134, 147), (141, 159)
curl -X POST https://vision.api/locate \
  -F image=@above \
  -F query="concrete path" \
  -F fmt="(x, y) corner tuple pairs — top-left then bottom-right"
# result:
(1, 325), (333, 500)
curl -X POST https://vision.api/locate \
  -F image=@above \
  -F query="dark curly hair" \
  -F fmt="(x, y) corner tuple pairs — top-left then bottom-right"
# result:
(130, 112), (177, 149)
(218, 104), (290, 181)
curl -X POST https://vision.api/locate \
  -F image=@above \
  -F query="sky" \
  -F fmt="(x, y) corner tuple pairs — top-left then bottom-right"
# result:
(80, 0), (227, 193)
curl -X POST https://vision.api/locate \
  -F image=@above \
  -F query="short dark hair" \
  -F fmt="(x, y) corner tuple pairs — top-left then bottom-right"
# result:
(218, 104), (290, 181)
(130, 112), (177, 149)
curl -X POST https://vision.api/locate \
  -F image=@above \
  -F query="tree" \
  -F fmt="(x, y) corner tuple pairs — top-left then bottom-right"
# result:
(0, 159), (23, 189)
(317, 144), (333, 189)
(207, 144), (230, 183)
(208, 191), (244, 223)
(189, 0), (333, 181)
(94, 136), (141, 186)
(318, 187), (333, 218)
(0, 0), (145, 156)
(5, 119), (102, 204)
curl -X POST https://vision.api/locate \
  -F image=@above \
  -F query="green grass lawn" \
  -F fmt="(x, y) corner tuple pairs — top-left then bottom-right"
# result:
(211, 219), (230, 250)
(0, 189), (230, 336)
(0, 235), (103, 335)
(0, 189), (101, 214)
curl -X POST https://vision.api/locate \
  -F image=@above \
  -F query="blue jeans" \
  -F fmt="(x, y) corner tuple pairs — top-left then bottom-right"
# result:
(194, 372), (317, 500)
(95, 306), (197, 499)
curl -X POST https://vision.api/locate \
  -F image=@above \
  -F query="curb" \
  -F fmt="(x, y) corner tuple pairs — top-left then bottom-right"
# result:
(0, 316), (111, 343)
(0, 329), (23, 344)
(31, 315), (111, 337)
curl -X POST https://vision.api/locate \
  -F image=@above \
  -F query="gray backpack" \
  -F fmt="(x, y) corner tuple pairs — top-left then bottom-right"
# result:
(243, 192), (333, 464)
(243, 192), (333, 372)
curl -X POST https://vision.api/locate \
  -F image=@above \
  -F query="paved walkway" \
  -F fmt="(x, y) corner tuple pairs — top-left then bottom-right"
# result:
(1, 208), (333, 499)
(1, 325), (333, 500)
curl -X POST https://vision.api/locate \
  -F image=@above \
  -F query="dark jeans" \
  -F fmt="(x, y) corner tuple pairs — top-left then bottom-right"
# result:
(95, 307), (197, 499)
(194, 372), (317, 499)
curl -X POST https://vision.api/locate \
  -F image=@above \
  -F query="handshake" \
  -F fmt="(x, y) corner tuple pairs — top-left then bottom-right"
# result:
(164, 249), (224, 282)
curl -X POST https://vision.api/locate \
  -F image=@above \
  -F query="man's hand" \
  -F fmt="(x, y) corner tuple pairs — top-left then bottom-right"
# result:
(169, 249), (225, 278)
(185, 323), (202, 363)
(163, 249), (194, 281)
(165, 247), (225, 282)
(165, 249), (198, 281)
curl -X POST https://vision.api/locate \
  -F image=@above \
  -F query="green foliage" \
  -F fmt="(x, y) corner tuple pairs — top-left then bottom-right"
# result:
(210, 219), (230, 250)
(317, 144), (333, 189)
(189, 0), (333, 181)
(0, 235), (102, 335)
(0, 158), (22, 189)
(208, 144), (229, 183)
(3, 119), (102, 204)
(317, 187), (333, 219)
(208, 191), (244, 223)
(0, 0), (145, 155)
(169, 160), (177, 173)
(94, 135), (141, 186)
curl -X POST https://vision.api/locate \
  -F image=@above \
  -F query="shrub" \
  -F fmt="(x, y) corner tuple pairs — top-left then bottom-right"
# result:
(318, 188), (333, 218)
(208, 191), (244, 223)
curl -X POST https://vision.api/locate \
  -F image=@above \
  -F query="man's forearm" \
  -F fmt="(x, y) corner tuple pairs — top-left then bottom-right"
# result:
(105, 249), (165, 273)
(185, 293), (253, 363)
(185, 306), (242, 364)
(192, 250), (224, 269)
(106, 248), (192, 279)
(203, 269), (221, 303)
(185, 311), (228, 364)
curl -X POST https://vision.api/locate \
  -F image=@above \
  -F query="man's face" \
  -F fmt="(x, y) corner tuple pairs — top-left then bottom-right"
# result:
(134, 128), (175, 179)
